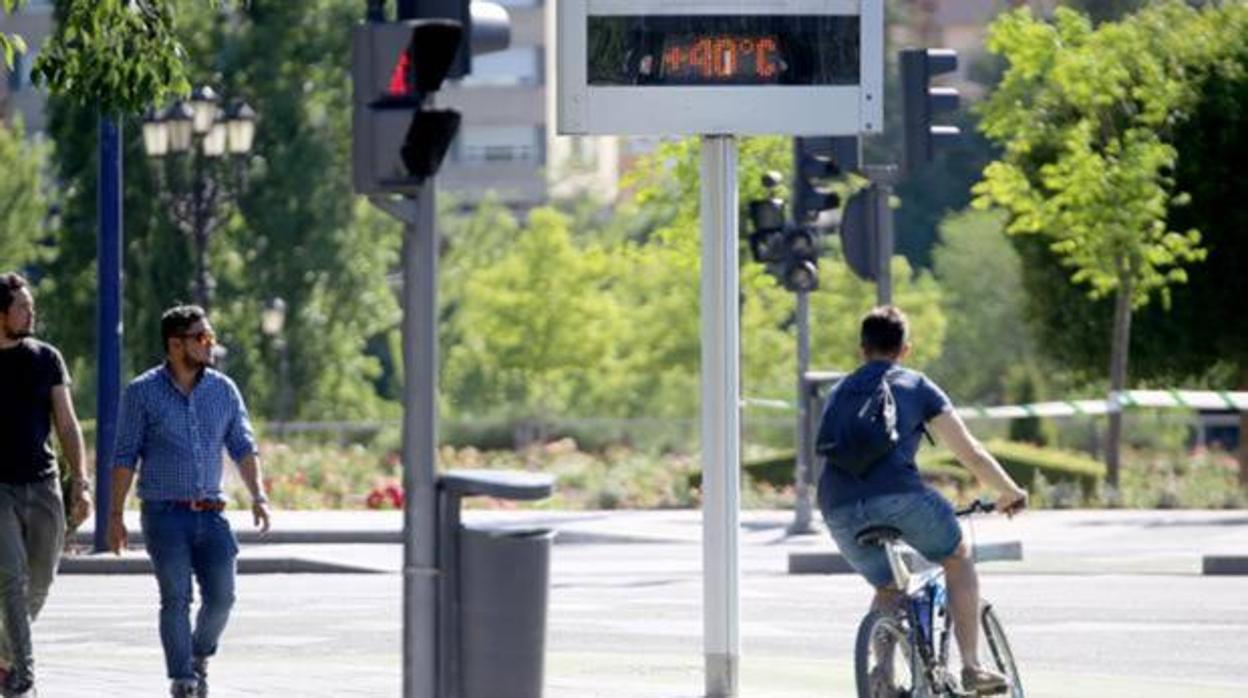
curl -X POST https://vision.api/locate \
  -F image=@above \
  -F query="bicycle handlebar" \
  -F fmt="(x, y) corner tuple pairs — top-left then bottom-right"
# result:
(955, 499), (997, 517)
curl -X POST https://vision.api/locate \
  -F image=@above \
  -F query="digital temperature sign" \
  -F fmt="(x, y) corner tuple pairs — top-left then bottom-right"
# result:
(558, 1), (883, 136)
(587, 16), (859, 87)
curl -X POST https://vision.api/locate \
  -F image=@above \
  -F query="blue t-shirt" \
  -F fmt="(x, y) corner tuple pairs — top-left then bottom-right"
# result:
(817, 360), (953, 510)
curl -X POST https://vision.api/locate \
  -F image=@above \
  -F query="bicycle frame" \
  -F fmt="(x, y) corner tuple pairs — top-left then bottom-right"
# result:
(882, 537), (960, 693)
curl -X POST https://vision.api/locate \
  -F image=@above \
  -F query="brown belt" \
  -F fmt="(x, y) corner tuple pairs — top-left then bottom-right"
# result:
(180, 499), (227, 512)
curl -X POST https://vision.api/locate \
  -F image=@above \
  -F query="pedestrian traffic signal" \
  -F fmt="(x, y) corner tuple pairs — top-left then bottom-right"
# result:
(406, 1), (512, 79)
(900, 48), (960, 174)
(793, 137), (844, 227)
(351, 19), (464, 195)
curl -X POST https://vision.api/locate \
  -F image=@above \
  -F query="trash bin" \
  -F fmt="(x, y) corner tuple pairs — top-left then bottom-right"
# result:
(458, 525), (555, 698)
(438, 470), (555, 698)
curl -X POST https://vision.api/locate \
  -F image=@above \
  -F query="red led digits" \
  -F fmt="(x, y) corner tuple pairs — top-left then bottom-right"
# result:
(756, 37), (779, 78)
(662, 34), (782, 82)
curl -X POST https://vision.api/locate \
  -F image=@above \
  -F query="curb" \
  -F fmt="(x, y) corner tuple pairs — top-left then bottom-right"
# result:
(788, 541), (1024, 575)
(1202, 556), (1248, 576)
(72, 528), (677, 547)
(58, 555), (387, 575)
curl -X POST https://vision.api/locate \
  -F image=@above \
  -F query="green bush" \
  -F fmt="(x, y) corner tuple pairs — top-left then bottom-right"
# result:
(982, 439), (1104, 498)
(735, 439), (1105, 503)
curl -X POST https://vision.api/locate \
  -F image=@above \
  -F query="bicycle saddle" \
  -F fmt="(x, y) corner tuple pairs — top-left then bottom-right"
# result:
(855, 525), (903, 547)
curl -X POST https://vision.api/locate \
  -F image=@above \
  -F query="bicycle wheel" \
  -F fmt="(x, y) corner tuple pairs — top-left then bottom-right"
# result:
(980, 603), (1023, 697)
(855, 609), (931, 698)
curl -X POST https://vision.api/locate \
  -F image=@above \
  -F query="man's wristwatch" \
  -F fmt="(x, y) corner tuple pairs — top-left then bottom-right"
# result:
(71, 478), (91, 493)
(253, 493), (270, 506)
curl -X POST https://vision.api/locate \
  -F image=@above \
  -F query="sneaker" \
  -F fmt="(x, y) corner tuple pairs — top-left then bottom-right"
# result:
(961, 666), (1009, 695)
(192, 656), (209, 697)
(170, 679), (198, 698)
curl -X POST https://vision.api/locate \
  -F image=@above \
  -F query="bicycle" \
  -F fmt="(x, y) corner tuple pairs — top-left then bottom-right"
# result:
(853, 500), (1022, 697)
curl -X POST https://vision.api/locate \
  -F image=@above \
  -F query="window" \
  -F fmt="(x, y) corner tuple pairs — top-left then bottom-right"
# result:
(454, 126), (544, 165)
(459, 48), (542, 87)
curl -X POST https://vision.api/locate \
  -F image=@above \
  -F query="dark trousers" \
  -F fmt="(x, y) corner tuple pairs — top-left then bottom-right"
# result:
(0, 479), (65, 675)
(141, 504), (238, 681)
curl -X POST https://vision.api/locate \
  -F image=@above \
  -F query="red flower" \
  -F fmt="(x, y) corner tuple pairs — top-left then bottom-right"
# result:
(366, 490), (387, 510)
(385, 482), (405, 508)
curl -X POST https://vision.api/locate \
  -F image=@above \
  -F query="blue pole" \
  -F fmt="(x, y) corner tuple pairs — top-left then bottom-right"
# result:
(94, 115), (122, 553)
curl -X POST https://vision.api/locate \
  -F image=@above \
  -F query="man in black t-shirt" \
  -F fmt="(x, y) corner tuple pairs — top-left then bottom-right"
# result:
(0, 272), (92, 697)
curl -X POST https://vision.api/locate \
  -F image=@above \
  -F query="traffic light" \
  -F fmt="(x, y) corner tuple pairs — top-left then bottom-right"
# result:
(792, 137), (844, 226)
(779, 226), (819, 293)
(747, 197), (787, 264)
(746, 172), (821, 294)
(405, 1), (512, 79)
(900, 48), (961, 174)
(352, 19), (464, 194)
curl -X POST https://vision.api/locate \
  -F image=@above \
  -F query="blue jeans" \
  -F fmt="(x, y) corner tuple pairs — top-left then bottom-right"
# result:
(821, 487), (963, 588)
(0, 480), (65, 676)
(141, 504), (238, 681)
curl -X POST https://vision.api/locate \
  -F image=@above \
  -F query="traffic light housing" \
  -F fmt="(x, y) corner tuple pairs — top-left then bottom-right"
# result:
(900, 48), (961, 174)
(793, 137), (845, 227)
(779, 226), (819, 293)
(746, 174), (822, 293)
(747, 197), (787, 264)
(352, 19), (464, 194)
(404, 1), (511, 78)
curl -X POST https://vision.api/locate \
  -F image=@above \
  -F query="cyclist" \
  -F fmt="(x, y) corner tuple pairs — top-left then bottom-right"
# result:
(818, 305), (1027, 694)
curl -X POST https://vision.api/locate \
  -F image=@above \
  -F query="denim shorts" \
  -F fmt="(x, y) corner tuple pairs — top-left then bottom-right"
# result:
(821, 488), (963, 588)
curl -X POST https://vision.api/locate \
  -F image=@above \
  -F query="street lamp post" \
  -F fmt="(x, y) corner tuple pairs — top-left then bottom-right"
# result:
(142, 86), (257, 311)
(260, 297), (291, 440)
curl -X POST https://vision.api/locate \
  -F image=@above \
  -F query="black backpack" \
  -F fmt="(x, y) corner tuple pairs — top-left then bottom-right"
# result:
(815, 368), (903, 478)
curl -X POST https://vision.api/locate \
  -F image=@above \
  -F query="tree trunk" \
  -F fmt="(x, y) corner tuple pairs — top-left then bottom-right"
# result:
(1239, 367), (1248, 488)
(1105, 270), (1134, 495)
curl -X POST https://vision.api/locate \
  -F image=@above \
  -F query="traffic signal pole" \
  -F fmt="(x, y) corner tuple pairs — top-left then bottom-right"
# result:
(790, 291), (814, 534)
(404, 184), (439, 698)
(864, 165), (898, 306)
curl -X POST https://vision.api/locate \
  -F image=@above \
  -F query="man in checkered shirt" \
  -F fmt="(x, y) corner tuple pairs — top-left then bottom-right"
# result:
(108, 305), (272, 698)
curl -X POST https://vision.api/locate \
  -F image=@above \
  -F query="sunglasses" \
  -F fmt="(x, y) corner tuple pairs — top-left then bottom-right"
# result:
(178, 329), (217, 347)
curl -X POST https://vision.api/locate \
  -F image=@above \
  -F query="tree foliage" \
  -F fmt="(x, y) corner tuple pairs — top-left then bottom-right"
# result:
(926, 209), (1033, 404)
(0, 118), (49, 272)
(973, 4), (1225, 308)
(38, 0), (401, 422)
(439, 136), (946, 428)
(1004, 4), (1248, 385)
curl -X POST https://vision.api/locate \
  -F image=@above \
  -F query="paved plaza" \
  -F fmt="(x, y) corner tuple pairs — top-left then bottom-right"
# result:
(28, 509), (1248, 696)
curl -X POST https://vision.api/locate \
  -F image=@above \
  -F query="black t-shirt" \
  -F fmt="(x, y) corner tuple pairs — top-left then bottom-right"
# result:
(0, 338), (69, 483)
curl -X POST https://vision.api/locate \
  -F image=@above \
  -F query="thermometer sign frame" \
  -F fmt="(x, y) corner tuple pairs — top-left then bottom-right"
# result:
(558, 0), (883, 136)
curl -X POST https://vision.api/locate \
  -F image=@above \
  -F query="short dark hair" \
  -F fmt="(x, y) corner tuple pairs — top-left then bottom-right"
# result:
(860, 305), (908, 357)
(0, 272), (29, 314)
(161, 305), (207, 353)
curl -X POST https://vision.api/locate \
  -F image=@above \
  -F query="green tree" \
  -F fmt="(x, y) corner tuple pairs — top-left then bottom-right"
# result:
(927, 209), (1033, 405)
(1, 0), (25, 69)
(38, 0), (402, 423)
(0, 118), (49, 272)
(1009, 9), (1248, 481)
(443, 207), (620, 427)
(973, 4), (1234, 488)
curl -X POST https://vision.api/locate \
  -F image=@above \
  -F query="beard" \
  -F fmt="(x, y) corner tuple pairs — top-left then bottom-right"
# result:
(8, 326), (32, 340)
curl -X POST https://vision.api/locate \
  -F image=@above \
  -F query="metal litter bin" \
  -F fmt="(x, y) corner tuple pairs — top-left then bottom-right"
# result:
(438, 471), (555, 698)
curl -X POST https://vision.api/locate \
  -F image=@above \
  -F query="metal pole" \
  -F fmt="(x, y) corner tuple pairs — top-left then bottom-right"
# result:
(402, 183), (439, 698)
(700, 135), (740, 698)
(93, 115), (123, 553)
(789, 291), (814, 534)
(865, 165), (898, 306)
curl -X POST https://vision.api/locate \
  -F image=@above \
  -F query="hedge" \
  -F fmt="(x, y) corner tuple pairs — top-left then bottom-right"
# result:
(721, 439), (1105, 497)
